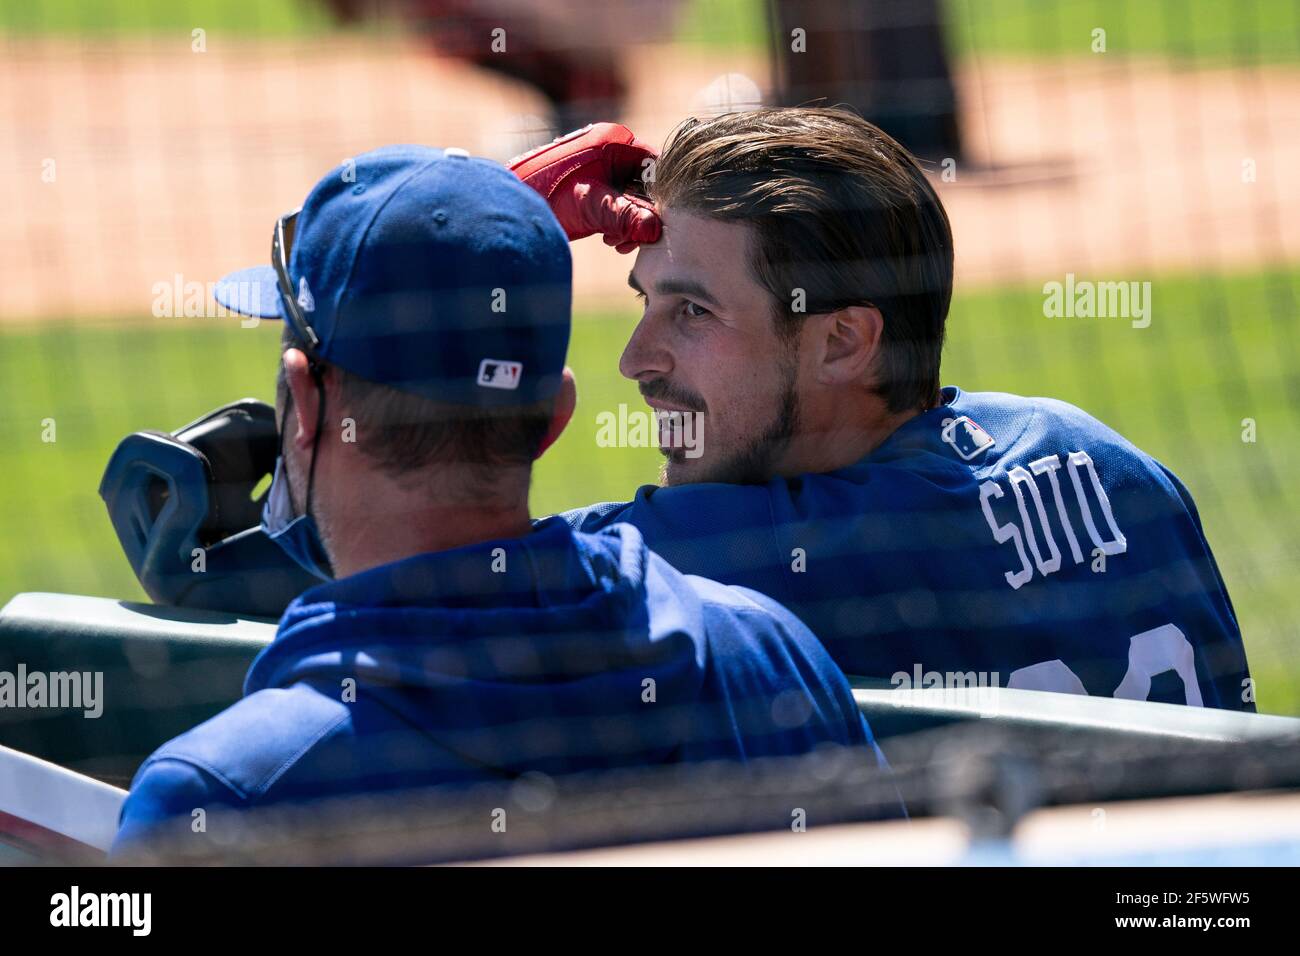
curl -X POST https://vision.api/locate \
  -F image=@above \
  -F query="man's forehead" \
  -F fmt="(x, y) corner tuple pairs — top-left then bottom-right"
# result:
(629, 207), (756, 299)
(657, 205), (751, 251)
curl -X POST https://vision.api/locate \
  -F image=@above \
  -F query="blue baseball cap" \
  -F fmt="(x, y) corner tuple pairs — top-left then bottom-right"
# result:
(213, 145), (572, 406)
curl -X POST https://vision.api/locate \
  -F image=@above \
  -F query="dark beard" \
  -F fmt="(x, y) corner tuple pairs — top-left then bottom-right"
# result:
(662, 355), (801, 486)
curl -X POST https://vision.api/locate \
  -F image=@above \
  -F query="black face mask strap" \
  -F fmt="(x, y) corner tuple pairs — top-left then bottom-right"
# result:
(276, 358), (327, 521)
(303, 362), (327, 520)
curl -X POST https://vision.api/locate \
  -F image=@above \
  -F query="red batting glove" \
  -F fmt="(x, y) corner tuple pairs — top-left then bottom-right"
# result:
(510, 123), (662, 253)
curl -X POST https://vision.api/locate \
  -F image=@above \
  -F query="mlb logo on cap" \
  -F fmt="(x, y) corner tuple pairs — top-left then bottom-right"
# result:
(477, 359), (522, 390)
(941, 416), (995, 461)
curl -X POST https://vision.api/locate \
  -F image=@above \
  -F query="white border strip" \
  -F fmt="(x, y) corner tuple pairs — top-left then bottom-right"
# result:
(0, 744), (126, 852)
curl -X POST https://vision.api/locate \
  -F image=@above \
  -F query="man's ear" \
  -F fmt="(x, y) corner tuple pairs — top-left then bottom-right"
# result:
(534, 367), (577, 460)
(815, 305), (885, 387)
(281, 347), (324, 450)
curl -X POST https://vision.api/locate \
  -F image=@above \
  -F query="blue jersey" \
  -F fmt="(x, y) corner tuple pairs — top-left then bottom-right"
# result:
(560, 386), (1252, 711)
(111, 519), (886, 856)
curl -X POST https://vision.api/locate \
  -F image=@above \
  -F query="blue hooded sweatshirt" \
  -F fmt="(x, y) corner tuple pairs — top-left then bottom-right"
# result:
(112, 518), (885, 856)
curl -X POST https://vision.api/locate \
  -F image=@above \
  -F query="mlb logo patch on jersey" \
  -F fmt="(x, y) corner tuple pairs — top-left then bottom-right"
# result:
(477, 358), (522, 390)
(296, 277), (315, 313)
(941, 415), (995, 461)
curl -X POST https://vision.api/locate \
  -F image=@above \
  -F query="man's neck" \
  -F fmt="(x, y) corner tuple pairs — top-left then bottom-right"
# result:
(775, 402), (926, 478)
(324, 471), (535, 579)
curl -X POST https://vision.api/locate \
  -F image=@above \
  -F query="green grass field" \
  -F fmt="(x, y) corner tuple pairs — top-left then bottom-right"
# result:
(679, 0), (1300, 62)
(944, 0), (1300, 62)
(4, 0), (1298, 63)
(2, 265), (1298, 712)
(0, 0), (333, 36)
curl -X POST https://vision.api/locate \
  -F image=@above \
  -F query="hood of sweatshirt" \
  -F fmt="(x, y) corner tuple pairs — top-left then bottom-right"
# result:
(244, 517), (710, 774)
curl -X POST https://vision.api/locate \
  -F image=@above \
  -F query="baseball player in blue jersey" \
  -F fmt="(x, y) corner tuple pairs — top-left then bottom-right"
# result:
(104, 111), (1251, 714)
(109, 145), (890, 857)
(548, 111), (1250, 711)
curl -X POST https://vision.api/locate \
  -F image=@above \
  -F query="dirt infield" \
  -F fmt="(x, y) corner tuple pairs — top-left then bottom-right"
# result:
(1, 34), (1297, 322)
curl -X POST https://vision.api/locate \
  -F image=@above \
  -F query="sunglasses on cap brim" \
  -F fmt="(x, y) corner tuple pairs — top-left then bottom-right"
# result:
(271, 208), (323, 358)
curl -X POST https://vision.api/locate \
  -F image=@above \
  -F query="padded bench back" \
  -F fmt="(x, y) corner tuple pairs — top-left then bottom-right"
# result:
(3, 592), (1298, 789)
(0, 592), (274, 786)
(853, 680), (1300, 744)
(853, 680), (1300, 771)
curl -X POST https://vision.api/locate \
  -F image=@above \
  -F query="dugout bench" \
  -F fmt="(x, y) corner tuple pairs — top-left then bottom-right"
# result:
(2, 591), (1298, 791)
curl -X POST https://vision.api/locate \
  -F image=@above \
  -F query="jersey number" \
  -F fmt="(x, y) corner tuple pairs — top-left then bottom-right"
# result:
(1007, 624), (1204, 706)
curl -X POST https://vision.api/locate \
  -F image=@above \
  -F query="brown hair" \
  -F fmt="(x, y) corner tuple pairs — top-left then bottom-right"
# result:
(649, 107), (954, 413)
(277, 326), (553, 495)
(332, 369), (553, 473)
